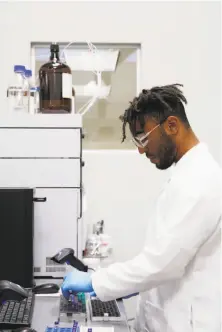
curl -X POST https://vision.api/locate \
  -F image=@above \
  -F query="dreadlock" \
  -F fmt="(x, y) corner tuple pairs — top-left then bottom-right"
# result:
(120, 83), (189, 143)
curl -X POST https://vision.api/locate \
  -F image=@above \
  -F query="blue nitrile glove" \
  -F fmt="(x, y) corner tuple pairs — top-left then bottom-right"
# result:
(89, 291), (97, 297)
(61, 268), (94, 299)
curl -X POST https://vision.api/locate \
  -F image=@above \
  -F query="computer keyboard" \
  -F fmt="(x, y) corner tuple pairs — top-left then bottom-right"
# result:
(0, 288), (34, 330)
(89, 298), (121, 322)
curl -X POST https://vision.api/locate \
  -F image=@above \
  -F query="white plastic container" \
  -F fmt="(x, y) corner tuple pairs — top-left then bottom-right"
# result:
(83, 220), (114, 269)
(99, 234), (113, 258)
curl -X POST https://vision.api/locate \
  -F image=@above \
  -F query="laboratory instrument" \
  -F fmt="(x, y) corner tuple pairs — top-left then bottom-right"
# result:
(59, 292), (124, 324)
(46, 326), (114, 332)
(0, 114), (84, 279)
(59, 293), (87, 323)
(88, 298), (122, 322)
(0, 288), (34, 330)
(32, 283), (59, 294)
(39, 43), (72, 113)
(45, 321), (79, 332)
(51, 248), (88, 272)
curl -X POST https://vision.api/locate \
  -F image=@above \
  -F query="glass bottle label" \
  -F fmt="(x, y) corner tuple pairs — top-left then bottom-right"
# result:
(62, 73), (72, 99)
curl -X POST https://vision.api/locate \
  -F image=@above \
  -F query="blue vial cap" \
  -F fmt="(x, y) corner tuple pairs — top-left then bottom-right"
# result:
(25, 69), (32, 77)
(14, 65), (25, 73)
(30, 87), (38, 93)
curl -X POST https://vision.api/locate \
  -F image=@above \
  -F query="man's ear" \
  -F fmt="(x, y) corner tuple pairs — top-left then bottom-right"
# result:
(164, 116), (179, 135)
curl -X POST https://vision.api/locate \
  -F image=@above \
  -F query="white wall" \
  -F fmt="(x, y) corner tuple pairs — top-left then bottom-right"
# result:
(0, 0), (221, 319)
(82, 150), (167, 259)
(0, 1), (221, 159)
(0, 1), (221, 154)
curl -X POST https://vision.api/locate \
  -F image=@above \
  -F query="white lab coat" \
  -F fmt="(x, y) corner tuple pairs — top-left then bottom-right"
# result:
(91, 143), (221, 332)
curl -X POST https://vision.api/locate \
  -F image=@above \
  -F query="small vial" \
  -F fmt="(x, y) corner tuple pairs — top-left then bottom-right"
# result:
(7, 65), (26, 112)
(53, 320), (59, 332)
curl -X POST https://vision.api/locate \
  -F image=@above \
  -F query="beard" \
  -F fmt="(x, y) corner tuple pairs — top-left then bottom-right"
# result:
(152, 132), (177, 170)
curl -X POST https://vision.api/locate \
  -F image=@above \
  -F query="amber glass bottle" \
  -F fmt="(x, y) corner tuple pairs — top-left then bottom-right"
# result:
(39, 43), (72, 113)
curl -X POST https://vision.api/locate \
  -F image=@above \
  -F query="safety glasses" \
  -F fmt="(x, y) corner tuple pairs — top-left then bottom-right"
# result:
(131, 123), (160, 148)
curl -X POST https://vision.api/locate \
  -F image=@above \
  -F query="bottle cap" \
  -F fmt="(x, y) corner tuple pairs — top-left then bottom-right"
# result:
(50, 43), (59, 52)
(25, 70), (32, 77)
(14, 65), (25, 73)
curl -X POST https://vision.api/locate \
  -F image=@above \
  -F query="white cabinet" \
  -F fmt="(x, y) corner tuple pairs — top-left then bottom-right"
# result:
(0, 114), (83, 278)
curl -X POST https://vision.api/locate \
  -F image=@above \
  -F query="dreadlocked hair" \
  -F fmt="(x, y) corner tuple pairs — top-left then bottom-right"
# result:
(120, 83), (189, 143)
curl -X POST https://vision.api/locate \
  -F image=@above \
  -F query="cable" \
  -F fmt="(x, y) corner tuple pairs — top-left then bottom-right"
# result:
(80, 96), (98, 116)
(61, 40), (102, 115)
(88, 267), (95, 272)
(78, 96), (95, 115)
(61, 41), (100, 75)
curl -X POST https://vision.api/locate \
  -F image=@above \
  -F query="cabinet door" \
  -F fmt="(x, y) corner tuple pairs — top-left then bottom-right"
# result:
(0, 128), (81, 158)
(33, 188), (80, 278)
(0, 159), (81, 188)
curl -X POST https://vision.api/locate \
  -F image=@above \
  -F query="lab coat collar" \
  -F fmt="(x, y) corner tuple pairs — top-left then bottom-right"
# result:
(169, 142), (208, 177)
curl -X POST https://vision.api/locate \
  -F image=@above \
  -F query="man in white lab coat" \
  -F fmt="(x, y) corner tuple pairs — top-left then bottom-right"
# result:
(62, 84), (221, 332)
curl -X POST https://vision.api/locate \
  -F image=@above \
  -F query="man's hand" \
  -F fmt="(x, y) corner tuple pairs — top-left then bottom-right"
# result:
(61, 268), (94, 299)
